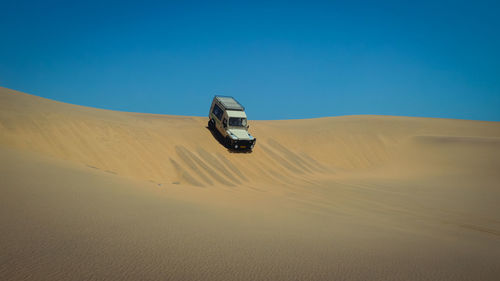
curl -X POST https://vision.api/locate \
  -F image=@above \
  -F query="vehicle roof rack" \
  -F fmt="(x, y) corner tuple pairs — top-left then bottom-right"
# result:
(215, 95), (245, 111)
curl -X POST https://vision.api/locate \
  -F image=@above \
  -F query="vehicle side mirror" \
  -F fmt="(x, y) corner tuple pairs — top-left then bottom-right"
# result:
(247, 125), (250, 129)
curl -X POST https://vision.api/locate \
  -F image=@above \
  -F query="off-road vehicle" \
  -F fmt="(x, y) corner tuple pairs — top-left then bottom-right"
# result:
(208, 96), (256, 150)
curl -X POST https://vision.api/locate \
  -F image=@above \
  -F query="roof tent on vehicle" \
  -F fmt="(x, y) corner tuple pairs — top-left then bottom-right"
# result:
(215, 96), (245, 111)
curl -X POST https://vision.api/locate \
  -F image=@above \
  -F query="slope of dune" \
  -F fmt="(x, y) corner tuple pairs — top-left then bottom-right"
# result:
(1, 86), (500, 280)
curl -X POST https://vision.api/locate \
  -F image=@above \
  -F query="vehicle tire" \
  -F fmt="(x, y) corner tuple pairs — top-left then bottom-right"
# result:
(208, 118), (215, 130)
(225, 136), (232, 148)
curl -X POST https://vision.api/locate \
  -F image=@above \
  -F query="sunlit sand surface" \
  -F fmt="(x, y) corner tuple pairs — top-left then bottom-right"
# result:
(1, 86), (499, 280)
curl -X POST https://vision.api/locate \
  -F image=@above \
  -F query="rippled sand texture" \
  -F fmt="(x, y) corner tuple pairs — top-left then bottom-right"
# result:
(1, 86), (500, 280)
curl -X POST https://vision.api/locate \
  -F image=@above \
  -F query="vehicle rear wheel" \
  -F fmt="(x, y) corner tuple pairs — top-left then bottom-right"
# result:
(208, 118), (215, 130)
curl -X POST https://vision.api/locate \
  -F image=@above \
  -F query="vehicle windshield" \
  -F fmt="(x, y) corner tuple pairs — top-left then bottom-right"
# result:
(229, 117), (247, 127)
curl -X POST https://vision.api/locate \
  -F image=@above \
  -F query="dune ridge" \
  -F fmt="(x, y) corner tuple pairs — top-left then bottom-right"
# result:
(2, 87), (499, 188)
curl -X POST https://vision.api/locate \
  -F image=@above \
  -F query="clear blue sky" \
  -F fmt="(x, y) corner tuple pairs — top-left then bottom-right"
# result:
(1, 0), (499, 120)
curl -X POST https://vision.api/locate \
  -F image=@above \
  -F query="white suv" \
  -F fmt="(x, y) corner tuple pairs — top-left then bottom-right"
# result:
(208, 96), (256, 150)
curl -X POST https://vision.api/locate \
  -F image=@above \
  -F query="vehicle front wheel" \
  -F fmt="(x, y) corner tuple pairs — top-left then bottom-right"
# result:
(224, 137), (232, 148)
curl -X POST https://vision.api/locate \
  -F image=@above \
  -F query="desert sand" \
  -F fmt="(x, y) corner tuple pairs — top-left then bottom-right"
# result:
(1, 86), (499, 280)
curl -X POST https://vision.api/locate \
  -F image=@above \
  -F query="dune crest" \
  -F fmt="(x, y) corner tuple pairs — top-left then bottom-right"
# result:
(3, 87), (498, 187)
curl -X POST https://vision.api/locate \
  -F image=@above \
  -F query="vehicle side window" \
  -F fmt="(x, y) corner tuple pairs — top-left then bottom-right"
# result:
(212, 104), (223, 120)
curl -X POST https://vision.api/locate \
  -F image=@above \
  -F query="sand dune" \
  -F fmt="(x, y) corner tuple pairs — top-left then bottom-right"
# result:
(1, 86), (500, 280)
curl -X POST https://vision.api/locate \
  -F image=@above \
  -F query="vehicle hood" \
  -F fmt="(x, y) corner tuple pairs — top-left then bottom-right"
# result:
(228, 128), (253, 140)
